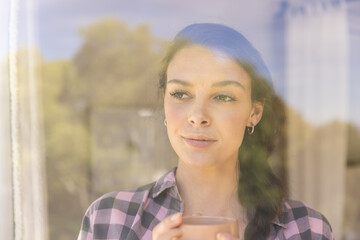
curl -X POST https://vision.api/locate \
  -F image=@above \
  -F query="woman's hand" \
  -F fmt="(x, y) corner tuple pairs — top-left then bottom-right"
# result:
(216, 232), (240, 240)
(152, 213), (183, 240)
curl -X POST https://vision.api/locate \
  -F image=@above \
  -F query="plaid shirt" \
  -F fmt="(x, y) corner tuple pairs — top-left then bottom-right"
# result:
(78, 168), (334, 240)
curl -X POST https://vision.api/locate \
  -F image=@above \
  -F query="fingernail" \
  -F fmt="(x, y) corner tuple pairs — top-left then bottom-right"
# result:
(171, 213), (181, 221)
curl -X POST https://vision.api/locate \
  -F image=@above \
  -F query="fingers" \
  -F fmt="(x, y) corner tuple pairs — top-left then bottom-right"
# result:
(216, 232), (240, 240)
(152, 213), (183, 240)
(156, 228), (182, 240)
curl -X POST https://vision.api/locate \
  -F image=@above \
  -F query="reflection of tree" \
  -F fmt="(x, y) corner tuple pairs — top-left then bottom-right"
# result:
(41, 19), (168, 240)
(347, 123), (360, 166)
(42, 60), (91, 239)
(66, 18), (165, 109)
(345, 123), (360, 234)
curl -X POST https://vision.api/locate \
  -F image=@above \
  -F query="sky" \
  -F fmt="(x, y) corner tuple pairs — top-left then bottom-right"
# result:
(36, 0), (279, 61)
(4, 0), (360, 128)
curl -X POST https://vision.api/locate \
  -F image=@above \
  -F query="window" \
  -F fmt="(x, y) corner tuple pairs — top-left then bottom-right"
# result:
(2, 0), (359, 239)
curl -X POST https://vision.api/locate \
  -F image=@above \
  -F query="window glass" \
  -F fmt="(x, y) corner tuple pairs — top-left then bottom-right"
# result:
(5, 0), (360, 239)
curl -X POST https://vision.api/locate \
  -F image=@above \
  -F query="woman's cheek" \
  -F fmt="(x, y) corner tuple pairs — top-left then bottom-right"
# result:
(165, 101), (187, 127)
(223, 111), (247, 138)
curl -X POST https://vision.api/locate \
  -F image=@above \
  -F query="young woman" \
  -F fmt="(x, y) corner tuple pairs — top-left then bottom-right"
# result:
(78, 23), (333, 240)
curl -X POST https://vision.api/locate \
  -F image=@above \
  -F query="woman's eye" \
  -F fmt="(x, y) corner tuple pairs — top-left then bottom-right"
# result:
(169, 91), (190, 100)
(214, 95), (235, 102)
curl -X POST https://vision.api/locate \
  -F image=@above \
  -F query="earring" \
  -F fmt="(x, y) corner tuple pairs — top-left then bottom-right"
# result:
(247, 125), (255, 135)
(164, 119), (167, 126)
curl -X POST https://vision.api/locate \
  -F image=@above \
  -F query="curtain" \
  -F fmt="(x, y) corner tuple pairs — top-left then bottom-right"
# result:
(4, 0), (49, 239)
(0, 1), (13, 238)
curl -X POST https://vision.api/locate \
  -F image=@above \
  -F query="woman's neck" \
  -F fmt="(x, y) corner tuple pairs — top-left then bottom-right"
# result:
(175, 160), (243, 219)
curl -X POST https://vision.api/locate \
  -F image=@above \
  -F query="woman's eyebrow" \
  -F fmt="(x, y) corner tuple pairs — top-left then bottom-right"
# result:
(212, 80), (245, 90)
(167, 79), (245, 90)
(167, 79), (192, 86)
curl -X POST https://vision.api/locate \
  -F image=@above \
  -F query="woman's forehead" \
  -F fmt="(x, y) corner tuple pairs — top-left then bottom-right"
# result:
(169, 45), (235, 66)
(167, 46), (251, 88)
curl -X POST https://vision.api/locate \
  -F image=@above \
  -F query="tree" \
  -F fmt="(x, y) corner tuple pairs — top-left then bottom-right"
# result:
(41, 19), (168, 240)
(67, 18), (165, 109)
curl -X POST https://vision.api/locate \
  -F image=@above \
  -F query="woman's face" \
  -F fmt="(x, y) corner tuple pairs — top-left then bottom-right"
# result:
(164, 45), (263, 169)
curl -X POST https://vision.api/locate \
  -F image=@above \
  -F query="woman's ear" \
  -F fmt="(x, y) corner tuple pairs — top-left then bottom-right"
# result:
(247, 100), (265, 127)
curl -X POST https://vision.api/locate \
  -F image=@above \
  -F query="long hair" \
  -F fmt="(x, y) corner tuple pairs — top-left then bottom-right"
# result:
(159, 23), (286, 240)
(236, 63), (286, 239)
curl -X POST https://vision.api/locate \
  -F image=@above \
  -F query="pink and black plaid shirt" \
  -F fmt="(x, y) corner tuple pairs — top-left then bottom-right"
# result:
(78, 168), (334, 240)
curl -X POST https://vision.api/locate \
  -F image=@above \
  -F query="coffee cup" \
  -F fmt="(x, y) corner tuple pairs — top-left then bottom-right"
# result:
(179, 216), (238, 240)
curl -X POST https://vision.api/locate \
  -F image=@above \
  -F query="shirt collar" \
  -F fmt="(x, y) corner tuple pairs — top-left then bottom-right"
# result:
(151, 167), (289, 229)
(151, 167), (178, 199)
(271, 201), (290, 228)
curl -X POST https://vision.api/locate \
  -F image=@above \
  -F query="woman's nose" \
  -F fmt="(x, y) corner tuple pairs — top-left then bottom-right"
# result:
(187, 100), (210, 127)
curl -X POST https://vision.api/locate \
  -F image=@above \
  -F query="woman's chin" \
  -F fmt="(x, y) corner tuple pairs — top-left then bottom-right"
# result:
(178, 153), (219, 169)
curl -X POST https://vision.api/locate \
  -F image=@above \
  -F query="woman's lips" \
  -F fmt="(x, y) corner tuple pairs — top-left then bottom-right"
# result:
(182, 136), (217, 149)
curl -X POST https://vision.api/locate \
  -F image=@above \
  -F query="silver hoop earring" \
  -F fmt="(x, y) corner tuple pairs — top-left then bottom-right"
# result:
(164, 119), (167, 126)
(247, 125), (255, 135)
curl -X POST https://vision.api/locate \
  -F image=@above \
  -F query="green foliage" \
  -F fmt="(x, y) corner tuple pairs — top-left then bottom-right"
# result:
(69, 18), (165, 108)
(41, 60), (91, 239)
(41, 19), (166, 239)
(347, 123), (360, 166)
